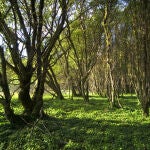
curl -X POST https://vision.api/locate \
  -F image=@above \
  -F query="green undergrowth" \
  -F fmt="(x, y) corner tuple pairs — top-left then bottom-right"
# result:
(0, 95), (150, 150)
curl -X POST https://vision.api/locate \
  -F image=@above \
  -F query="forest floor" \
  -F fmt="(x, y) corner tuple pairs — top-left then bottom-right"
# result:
(0, 94), (150, 150)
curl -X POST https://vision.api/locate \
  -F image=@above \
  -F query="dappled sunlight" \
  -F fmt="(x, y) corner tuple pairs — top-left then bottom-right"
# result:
(0, 95), (150, 149)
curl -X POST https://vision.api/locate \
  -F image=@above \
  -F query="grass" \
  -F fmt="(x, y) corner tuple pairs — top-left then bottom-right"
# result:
(0, 94), (150, 150)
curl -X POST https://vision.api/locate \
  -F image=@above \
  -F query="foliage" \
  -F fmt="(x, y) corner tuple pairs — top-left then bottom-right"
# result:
(0, 95), (150, 150)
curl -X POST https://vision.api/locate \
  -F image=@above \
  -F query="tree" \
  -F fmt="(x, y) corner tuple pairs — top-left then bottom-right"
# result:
(124, 0), (150, 116)
(64, 0), (100, 102)
(101, 0), (123, 108)
(0, 46), (16, 124)
(0, 0), (68, 124)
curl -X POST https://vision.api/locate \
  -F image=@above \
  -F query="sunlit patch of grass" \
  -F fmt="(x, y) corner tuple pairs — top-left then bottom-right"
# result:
(0, 94), (150, 149)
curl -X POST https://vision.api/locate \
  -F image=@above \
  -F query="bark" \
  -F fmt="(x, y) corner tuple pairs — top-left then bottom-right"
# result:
(142, 0), (150, 117)
(102, 3), (116, 108)
(132, 0), (150, 116)
(142, 100), (149, 117)
(0, 0), (68, 123)
(81, 78), (89, 102)
(32, 83), (44, 117)
(72, 85), (79, 97)
(18, 75), (33, 115)
(0, 5), (34, 115)
(32, 0), (67, 116)
(46, 67), (64, 100)
(0, 46), (16, 124)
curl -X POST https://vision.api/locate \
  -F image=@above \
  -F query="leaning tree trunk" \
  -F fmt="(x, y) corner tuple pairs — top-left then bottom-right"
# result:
(46, 66), (64, 100)
(0, 46), (16, 124)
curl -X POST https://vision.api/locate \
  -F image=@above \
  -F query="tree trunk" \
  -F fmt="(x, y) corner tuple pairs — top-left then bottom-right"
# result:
(32, 80), (44, 117)
(108, 69), (115, 108)
(102, 3), (117, 108)
(132, 0), (150, 117)
(0, 46), (18, 124)
(46, 67), (64, 100)
(81, 79), (89, 102)
(72, 85), (78, 97)
(142, 100), (149, 117)
(18, 75), (33, 115)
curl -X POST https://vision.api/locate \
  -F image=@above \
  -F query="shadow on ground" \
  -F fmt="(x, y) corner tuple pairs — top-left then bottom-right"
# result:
(0, 96), (149, 150)
(0, 114), (149, 150)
